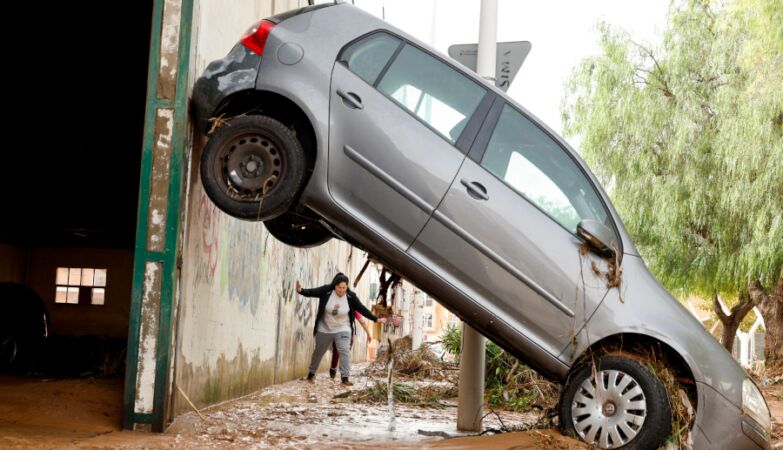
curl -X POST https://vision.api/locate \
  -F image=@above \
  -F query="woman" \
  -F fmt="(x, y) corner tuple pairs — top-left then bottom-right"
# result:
(296, 273), (383, 385)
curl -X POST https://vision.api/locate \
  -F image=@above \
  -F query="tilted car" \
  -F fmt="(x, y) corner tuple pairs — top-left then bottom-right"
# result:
(191, 4), (772, 449)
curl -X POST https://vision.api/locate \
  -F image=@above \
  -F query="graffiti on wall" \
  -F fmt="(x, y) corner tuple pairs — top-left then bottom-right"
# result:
(193, 191), (221, 285)
(225, 219), (263, 316)
(262, 238), (342, 346)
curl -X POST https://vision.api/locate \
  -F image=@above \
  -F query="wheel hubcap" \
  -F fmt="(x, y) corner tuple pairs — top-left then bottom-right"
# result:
(218, 133), (282, 200)
(571, 369), (647, 449)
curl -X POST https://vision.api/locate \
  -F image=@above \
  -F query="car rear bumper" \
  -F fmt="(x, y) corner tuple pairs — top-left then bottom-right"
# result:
(191, 44), (262, 133)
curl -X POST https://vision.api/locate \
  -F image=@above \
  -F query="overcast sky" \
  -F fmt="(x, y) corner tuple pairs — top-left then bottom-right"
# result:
(345, 0), (669, 146)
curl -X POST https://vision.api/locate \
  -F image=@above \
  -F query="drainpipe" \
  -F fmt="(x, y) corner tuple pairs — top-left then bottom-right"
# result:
(457, 0), (496, 433)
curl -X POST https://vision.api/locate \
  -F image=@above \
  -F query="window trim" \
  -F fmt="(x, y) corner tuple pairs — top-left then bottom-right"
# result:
(468, 101), (624, 256)
(372, 39), (404, 88)
(55, 267), (108, 305)
(336, 29), (492, 155)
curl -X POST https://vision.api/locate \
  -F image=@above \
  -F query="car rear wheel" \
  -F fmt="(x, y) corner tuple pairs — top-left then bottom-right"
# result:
(200, 115), (306, 221)
(1, 335), (18, 365)
(559, 355), (671, 449)
(264, 208), (332, 248)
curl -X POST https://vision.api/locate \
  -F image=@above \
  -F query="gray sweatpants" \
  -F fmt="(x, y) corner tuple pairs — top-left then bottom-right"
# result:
(309, 331), (352, 379)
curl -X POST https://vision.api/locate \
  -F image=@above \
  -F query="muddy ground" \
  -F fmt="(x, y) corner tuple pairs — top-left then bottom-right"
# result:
(1, 368), (780, 449)
(0, 364), (582, 449)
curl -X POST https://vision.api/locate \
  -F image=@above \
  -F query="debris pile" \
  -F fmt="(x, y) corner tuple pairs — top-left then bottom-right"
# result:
(370, 336), (455, 380)
(337, 381), (456, 409)
(441, 325), (559, 413)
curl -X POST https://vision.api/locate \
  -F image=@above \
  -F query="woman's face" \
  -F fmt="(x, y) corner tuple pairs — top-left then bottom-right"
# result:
(334, 282), (348, 297)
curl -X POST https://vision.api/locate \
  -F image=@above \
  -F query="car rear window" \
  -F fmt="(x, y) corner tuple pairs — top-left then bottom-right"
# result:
(377, 44), (486, 143)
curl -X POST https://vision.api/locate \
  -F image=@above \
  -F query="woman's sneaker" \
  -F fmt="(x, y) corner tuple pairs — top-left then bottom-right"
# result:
(341, 377), (353, 386)
(329, 368), (337, 379)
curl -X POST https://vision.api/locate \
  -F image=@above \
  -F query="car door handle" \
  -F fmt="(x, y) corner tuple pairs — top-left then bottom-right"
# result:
(460, 179), (489, 201)
(336, 90), (363, 110)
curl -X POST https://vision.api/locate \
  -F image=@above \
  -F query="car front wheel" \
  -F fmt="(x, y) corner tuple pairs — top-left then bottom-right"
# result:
(559, 355), (672, 449)
(200, 115), (306, 221)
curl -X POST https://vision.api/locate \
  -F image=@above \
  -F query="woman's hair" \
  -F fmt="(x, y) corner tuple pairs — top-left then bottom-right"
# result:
(331, 272), (349, 287)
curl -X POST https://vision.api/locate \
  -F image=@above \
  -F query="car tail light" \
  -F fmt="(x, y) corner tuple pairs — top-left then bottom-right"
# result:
(241, 20), (275, 55)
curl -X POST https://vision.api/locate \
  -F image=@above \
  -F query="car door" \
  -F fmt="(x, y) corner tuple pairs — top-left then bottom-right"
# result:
(329, 32), (490, 250)
(409, 101), (618, 356)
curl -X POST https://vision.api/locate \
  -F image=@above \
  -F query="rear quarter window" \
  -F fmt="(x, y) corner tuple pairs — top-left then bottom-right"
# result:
(338, 33), (401, 85)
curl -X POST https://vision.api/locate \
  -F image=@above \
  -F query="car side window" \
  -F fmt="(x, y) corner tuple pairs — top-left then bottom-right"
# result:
(376, 44), (486, 143)
(338, 33), (401, 85)
(481, 104), (611, 234)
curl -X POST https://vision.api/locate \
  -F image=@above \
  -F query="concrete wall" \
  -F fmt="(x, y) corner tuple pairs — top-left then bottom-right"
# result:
(0, 244), (27, 284)
(175, 181), (375, 411)
(174, 0), (381, 413)
(26, 247), (133, 337)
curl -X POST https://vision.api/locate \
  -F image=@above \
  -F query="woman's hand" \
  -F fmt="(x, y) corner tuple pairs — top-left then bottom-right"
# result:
(295, 280), (301, 293)
(377, 317), (387, 324)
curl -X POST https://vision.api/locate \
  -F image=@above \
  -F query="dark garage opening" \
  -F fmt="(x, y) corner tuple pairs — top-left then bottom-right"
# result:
(0, 0), (153, 441)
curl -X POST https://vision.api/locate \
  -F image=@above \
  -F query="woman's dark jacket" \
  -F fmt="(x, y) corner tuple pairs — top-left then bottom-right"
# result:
(298, 284), (378, 337)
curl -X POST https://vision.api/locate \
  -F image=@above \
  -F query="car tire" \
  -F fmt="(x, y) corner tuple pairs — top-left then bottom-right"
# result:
(200, 115), (306, 221)
(264, 208), (332, 248)
(0, 335), (18, 365)
(559, 355), (671, 449)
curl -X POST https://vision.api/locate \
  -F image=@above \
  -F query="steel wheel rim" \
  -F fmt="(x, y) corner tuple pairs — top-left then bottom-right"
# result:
(215, 131), (284, 201)
(571, 369), (647, 448)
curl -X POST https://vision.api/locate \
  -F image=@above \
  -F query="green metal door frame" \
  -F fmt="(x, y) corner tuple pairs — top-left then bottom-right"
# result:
(123, 0), (194, 432)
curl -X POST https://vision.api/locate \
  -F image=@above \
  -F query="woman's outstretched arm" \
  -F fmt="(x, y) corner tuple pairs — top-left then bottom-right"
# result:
(296, 281), (329, 298)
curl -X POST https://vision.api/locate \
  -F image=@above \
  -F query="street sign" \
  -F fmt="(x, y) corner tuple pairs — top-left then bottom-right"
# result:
(448, 41), (532, 92)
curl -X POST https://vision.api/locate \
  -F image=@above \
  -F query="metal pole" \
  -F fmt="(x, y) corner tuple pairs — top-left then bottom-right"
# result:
(476, 0), (498, 82)
(457, 0), (495, 433)
(411, 289), (424, 350)
(457, 323), (486, 431)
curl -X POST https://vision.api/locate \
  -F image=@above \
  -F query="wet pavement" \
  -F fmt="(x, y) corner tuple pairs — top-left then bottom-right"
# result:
(13, 367), (783, 448)
(167, 363), (575, 448)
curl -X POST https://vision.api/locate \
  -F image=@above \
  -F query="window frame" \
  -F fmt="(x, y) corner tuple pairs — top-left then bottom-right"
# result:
(424, 313), (434, 330)
(55, 267), (107, 306)
(468, 98), (623, 255)
(336, 30), (494, 155)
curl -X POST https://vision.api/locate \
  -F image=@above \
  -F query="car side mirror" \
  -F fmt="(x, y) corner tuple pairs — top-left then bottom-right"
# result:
(577, 219), (618, 258)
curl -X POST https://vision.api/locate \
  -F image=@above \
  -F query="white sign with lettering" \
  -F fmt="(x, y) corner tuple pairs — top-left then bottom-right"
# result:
(448, 41), (532, 92)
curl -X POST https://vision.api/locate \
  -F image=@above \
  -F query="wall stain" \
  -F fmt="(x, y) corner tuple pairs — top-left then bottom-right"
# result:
(176, 342), (275, 412)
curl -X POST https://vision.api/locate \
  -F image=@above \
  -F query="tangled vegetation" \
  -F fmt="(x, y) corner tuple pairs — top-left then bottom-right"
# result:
(441, 325), (558, 412)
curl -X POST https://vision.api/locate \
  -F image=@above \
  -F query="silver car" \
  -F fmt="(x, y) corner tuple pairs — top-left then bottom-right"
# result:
(191, 4), (771, 449)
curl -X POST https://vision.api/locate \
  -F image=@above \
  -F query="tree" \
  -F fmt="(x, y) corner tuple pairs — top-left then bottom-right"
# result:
(713, 290), (757, 353)
(562, 0), (782, 372)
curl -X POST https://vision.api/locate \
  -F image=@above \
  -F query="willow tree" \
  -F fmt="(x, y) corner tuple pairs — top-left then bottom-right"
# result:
(562, 0), (782, 372)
